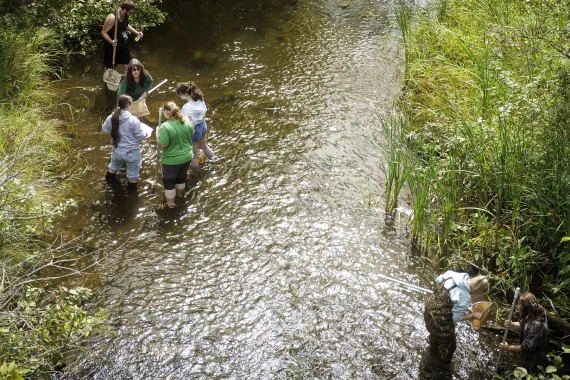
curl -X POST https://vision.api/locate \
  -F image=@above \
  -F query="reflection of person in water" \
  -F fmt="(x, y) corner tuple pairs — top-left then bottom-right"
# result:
(498, 292), (549, 374)
(424, 271), (488, 363)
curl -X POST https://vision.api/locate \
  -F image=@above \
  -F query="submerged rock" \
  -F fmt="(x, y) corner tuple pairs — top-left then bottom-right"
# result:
(192, 51), (219, 66)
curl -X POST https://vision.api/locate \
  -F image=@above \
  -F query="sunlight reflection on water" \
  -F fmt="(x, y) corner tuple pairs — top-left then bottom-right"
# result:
(60, 0), (500, 378)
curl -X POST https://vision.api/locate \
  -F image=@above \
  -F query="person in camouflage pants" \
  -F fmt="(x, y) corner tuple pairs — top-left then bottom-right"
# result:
(424, 271), (488, 363)
(424, 283), (457, 363)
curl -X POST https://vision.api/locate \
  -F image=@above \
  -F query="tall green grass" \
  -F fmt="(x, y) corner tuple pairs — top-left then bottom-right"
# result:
(0, 27), (66, 106)
(389, 0), (570, 307)
(0, 21), (108, 378)
(0, 27), (69, 256)
(395, 0), (412, 68)
(376, 110), (411, 214)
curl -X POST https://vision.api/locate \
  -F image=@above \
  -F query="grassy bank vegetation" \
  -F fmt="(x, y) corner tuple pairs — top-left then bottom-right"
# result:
(0, 0), (165, 376)
(389, 0), (570, 316)
(0, 24), (110, 379)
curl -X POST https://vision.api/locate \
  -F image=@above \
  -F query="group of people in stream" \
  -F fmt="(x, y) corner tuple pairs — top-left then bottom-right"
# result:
(101, 1), (215, 208)
(423, 270), (550, 378)
(100, 0), (553, 375)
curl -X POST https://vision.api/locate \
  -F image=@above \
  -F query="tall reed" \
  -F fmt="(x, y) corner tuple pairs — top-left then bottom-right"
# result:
(395, 0), (413, 68)
(0, 27), (66, 106)
(392, 0), (570, 307)
(376, 110), (411, 214)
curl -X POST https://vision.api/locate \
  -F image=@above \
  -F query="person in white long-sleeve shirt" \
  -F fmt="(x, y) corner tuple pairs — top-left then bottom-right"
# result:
(424, 270), (488, 363)
(102, 94), (147, 190)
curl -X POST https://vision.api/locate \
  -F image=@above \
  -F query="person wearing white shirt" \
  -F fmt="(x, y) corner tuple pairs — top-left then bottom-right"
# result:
(424, 270), (488, 363)
(176, 82), (215, 169)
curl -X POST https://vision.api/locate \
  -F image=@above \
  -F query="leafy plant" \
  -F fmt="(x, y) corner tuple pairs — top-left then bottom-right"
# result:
(391, 0), (570, 316)
(495, 345), (570, 379)
(0, 361), (26, 380)
(0, 286), (109, 377)
(12, 0), (167, 55)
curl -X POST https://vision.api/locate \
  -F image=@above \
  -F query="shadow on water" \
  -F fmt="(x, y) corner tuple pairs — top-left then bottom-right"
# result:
(57, 0), (507, 378)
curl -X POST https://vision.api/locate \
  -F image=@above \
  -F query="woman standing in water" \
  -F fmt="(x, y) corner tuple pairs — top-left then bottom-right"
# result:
(117, 59), (153, 102)
(424, 270), (488, 363)
(156, 101), (194, 208)
(102, 94), (147, 190)
(176, 82), (215, 169)
(498, 292), (550, 373)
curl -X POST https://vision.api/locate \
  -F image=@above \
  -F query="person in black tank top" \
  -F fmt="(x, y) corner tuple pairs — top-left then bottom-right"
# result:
(101, 0), (143, 74)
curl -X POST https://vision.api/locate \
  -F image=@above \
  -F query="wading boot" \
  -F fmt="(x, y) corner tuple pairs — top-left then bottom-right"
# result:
(105, 171), (117, 182)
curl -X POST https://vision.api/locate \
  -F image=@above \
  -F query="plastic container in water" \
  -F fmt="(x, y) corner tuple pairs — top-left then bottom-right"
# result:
(131, 99), (149, 118)
(471, 301), (493, 330)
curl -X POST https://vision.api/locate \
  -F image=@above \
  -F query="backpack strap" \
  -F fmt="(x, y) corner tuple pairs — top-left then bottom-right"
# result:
(442, 277), (457, 291)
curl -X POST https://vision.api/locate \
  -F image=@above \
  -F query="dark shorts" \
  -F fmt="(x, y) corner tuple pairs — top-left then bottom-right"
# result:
(191, 120), (207, 143)
(162, 161), (190, 190)
(104, 43), (131, 68)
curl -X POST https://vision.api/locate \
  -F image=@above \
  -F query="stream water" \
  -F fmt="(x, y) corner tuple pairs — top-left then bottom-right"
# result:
(59, 0), (502, 378)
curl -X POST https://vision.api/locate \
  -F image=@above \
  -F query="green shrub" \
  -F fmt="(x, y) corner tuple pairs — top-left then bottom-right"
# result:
(495, 345), (570, 379)
(0, 286), (109, 377)
(21, 0), (167, 54)
(0, 7), (110, 378)
(392, 0), (570, 302)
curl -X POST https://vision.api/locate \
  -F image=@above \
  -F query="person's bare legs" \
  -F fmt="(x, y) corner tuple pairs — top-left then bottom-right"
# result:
(191, 143), (200, 169)
(198, 137), (214, 159)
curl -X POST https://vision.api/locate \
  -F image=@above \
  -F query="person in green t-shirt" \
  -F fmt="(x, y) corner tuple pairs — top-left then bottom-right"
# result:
(117, 58), (153, 101)
(156, 101), (194, 208)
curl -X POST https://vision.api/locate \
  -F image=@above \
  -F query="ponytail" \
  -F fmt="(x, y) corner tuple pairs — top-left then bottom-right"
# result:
(111, 95), (133, 148)
(176, 82), (204, 102)
(163, 101), (186, 124)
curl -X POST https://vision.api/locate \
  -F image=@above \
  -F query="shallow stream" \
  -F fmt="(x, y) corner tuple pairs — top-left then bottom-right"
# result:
(60, 0), (503, 378)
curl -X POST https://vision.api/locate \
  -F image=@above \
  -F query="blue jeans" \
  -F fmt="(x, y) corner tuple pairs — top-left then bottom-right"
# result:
(191, 120), (207, 143)
(108, 149), (141, 180)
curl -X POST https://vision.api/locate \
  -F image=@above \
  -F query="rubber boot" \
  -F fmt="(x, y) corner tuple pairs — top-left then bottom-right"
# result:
(106, 171), (116, 182)
(165, 189), (176, 208)
(127, 181), (138, 191)
(175, 183), (185, 198)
